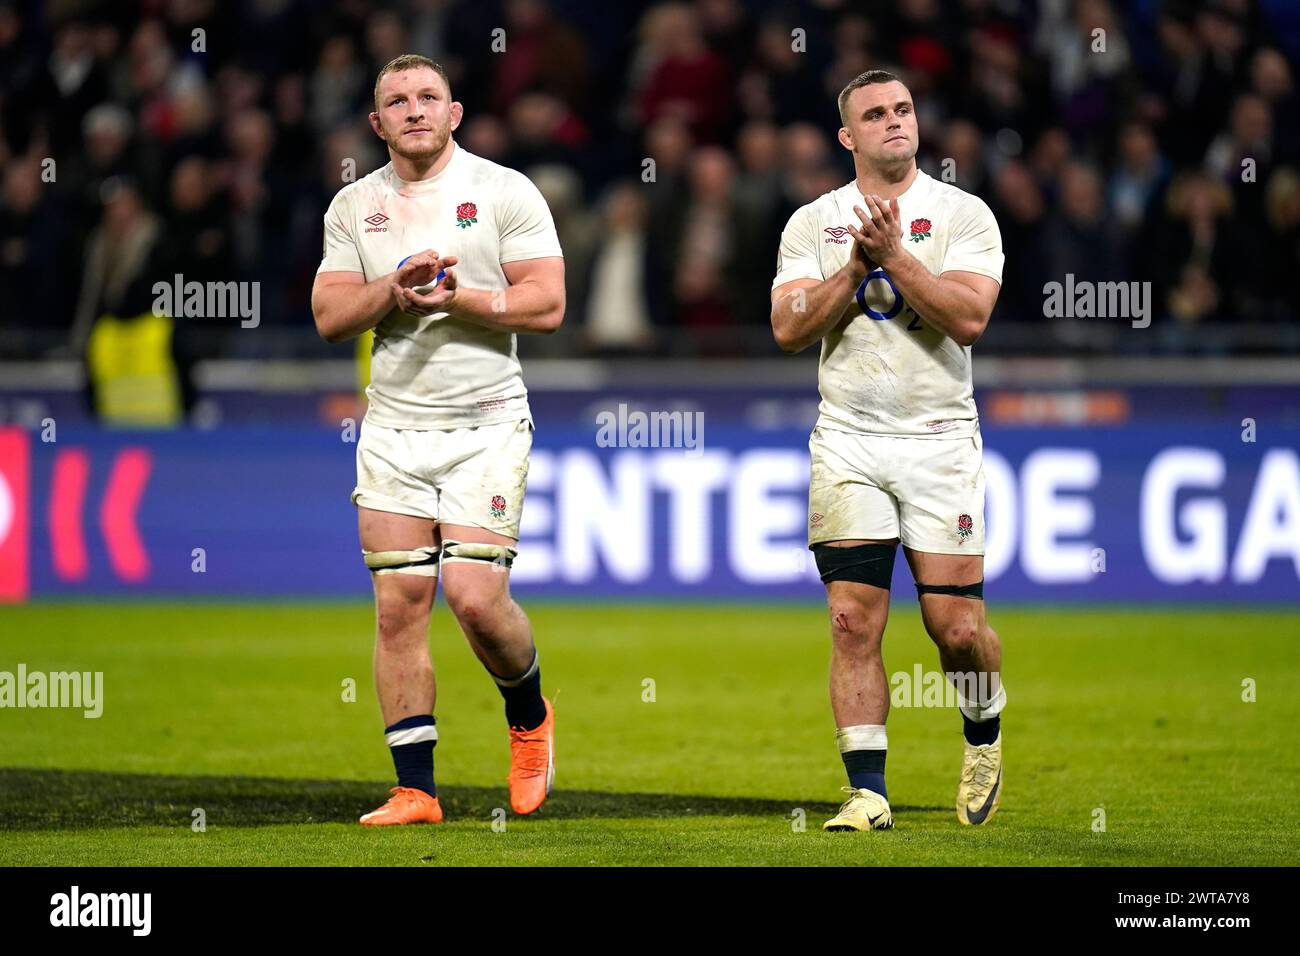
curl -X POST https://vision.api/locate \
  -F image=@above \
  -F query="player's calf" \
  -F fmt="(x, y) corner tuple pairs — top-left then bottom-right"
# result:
(442, 555), (535, 678)
(440, 538), (554, 814)
(361, 541), (442, 825)
(488, 648), (553, 814)
(914, 578), (1006, 824)
(818, 549), (895, 827)
(916, 584), (1004, 740)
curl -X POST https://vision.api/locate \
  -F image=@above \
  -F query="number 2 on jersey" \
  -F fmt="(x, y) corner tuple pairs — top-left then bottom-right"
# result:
(856, 269), (924, 332)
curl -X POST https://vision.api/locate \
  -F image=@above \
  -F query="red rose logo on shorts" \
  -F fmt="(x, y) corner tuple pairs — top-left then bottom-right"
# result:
(909, 218), (932, 242)
(456, 202), (478, 228)
(956, 513), (973, 540)
(490, 494), (507, 518)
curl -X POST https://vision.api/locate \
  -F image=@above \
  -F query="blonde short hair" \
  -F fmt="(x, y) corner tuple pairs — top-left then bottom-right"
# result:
(373, 54), (451, 112)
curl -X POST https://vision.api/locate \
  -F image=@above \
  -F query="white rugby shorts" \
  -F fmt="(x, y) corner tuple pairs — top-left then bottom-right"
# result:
(808, 426), (985, 555)
(353, 418), (532, 539)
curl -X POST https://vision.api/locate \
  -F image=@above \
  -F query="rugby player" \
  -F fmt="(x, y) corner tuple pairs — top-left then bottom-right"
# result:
(770, 70), (1006, 830)
(311, 55), (564, 825)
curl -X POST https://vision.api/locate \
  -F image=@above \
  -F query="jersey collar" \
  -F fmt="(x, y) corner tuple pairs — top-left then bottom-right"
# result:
(389, 139), (463, 194)
(846, 167), (929, 206)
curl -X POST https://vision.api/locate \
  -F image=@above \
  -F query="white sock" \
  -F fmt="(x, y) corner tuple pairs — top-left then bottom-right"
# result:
(956, 679), (1007, 723)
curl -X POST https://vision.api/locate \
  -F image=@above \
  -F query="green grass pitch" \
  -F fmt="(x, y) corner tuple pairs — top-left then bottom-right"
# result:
(1, 602), (1297, 866)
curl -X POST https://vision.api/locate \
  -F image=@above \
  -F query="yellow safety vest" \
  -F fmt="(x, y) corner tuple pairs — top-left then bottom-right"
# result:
(86, 312), (183, 427)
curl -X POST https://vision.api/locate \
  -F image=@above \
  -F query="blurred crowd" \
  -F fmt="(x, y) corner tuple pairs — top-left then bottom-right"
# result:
(2, 0), (1299, 369)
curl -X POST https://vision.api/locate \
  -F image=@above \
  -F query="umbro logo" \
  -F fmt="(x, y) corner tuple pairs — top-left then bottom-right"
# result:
(363, 212), (389, 233)
(823, 226), (850, 245)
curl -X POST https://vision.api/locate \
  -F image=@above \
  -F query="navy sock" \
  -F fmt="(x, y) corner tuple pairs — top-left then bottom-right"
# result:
(384, 715), (437, 797)
(963, 713), (1000, 746)
(842, 749), (887, 799)
(494, 652), (546, 730)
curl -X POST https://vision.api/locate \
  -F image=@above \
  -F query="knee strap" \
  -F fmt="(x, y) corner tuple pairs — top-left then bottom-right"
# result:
(363, 547), (440, 577)
(440, 539), (517, 569)
(915, 579), (984, 600)
(811, 542), (897, 588)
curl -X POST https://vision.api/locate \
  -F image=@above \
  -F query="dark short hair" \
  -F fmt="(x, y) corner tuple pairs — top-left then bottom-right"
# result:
(373, 54), (451, 111)
(838, 70), (905, 125)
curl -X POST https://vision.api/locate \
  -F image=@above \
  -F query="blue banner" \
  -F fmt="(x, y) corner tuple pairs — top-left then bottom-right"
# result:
(3, 423), (1298, 603)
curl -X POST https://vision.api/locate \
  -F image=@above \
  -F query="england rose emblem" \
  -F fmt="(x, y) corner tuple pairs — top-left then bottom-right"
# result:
(456, 201), (478, 228)
(956, 513), (973, 539)
(490, 494), (507, 517)
(909, 217), (932, 242)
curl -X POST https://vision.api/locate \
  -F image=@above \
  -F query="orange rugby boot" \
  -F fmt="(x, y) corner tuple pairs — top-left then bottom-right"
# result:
(507, 698), (555, 814)
(359, 786), (443, 826)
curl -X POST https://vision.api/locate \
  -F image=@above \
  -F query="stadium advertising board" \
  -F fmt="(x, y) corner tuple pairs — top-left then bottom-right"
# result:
(8, 425), (1298, 603)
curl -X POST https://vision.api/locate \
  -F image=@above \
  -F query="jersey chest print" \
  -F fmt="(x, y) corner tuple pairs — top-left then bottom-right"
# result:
(849, 214), (935, 333)
(855, 268), (923, 331)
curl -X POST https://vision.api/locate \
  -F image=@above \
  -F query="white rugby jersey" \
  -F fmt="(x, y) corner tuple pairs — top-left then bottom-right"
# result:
(772, 169), (1003, 438)
(318, 141), (562, 429)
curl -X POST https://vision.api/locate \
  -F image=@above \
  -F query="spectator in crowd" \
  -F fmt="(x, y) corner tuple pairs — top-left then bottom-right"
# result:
(1205, 92), (1275, 182)
(632, 3), (731, 144)
(311, 35), (365, 135)
(1110, 120), (1169, 235)
(1042, 161), (1126, 348)
(1149, 170), (1248, 350)
(40, 20), (108, 157)
(523, 162), (597, 357)
(581, 181), (656, 355)
(941, 119), (989, 198)
(489, 0), (590, 118)
(733, 119), (785, 237)
(671, 146), (739, 353)
(1250, 47), (1297, 160)
(160, 154), (232, 410)
(0, 156), (61, 344)
(1264, 167), (1300, 319)
(989, 159), (1049, 335)
(70, 176), (162, 353)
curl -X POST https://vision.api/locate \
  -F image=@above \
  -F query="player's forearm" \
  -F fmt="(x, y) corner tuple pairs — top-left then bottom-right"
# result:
(878, 251), (989, 347)
(312, 274), (398, 343)
(446, 282), (565, 334)
(772, 264), (864, 354)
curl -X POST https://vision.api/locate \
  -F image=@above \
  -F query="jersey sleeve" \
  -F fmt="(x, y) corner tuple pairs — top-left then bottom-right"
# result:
(939, 195), (1004, 282)
(317, 188), (364, 274)
(498, 173), (563, 264)
(771, 203), (823, 290)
